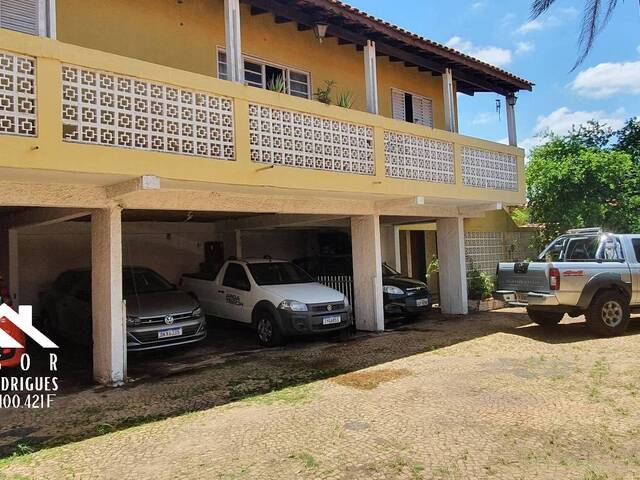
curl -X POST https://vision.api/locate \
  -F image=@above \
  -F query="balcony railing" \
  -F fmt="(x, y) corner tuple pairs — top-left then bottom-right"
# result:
(0, 32), (525, 202)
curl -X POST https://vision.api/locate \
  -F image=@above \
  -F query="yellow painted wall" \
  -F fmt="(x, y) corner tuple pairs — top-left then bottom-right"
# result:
(56, 0), (446, 128)
(400, 210), (525, 233)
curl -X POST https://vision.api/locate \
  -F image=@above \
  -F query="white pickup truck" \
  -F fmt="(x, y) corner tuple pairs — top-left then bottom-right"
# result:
(180, 258), (352, 346)
(495, 228), (640, 336)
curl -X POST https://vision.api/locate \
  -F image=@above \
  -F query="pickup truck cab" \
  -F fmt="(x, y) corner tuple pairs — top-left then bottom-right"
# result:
(181, 259), (353, 346)
(495, 228), (640, 336)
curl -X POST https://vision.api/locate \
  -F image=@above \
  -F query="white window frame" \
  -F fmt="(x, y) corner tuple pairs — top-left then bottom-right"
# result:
(216, 47), (311, 99)
(391, 88), (434, 128)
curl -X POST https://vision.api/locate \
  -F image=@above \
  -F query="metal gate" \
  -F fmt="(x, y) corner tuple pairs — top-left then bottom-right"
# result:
(317, 275), (354, 306)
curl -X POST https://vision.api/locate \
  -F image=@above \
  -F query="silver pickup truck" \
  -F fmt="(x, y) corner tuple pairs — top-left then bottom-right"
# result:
(495, 228), (640, 336)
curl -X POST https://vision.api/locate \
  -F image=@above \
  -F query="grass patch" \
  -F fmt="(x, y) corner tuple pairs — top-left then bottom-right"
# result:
(240, 384), (313, 406)
(332, 368), (410, 390)
(289, 451), (318, 469)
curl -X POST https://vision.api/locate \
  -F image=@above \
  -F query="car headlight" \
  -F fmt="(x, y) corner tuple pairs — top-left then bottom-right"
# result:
(192, 307), (203, 318)
(278, 300), (309, 312)
(126, 316), (141, 327)
(383, 285), (404, 295)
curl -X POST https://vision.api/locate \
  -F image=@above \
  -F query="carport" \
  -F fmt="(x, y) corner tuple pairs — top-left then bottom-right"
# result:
(0, 175), (500, 386)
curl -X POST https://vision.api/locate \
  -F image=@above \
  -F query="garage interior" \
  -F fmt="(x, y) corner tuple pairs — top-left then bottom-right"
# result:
(1, 203), (471, 388)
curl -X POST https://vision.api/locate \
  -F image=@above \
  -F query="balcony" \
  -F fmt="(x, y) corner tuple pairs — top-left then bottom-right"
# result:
(0, 30), (525, 205)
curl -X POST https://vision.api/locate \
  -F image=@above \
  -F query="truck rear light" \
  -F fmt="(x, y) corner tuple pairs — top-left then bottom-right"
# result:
(549, 268), (561, 291)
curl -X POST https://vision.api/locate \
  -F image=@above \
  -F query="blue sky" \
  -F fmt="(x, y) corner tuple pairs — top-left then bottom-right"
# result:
(346, 0), (640, 152)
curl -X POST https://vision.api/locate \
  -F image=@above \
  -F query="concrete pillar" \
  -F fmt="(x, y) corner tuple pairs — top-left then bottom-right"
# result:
(8, 229), (19, 305)
(506, 93), (518, 147)
(91, 207), (125, 386)
(363, 40), (379, 115)
(442, 68), (456, 133)
(393, 225), (401, 272)
(235, 229), (243, 258)
(436, 217), (468, 315)
(350, 215), (384, 332)
(224, 0), (244, 84)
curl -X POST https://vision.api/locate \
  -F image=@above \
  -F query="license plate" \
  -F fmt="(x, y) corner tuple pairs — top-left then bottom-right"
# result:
(416, 298), (430, 307)
(158, 328), (183, 339)
(503, 293), (516, 302)
(323, 315), (342, 326)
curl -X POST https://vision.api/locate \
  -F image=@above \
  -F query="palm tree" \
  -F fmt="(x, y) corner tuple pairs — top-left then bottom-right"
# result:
(530, 0), (632, 68)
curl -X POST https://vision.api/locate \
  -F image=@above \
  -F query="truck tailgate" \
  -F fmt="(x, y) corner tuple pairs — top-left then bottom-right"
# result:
(497, 262), (550, 293)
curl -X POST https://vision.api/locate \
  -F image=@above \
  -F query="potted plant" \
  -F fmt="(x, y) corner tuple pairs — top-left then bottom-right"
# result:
(466, 260), (499, 311)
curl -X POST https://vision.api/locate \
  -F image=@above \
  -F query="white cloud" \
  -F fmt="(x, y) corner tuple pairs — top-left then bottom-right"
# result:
(519, 107), (627, 155)
(471, 1), (487, 11)
(515, 41), (535, 55)
(516, 16), (561, 34)
(570, 61), (640, 98)
(446, 36), (512, 67)
(636, 44), (640, 55)
(472, 112), (496, 125)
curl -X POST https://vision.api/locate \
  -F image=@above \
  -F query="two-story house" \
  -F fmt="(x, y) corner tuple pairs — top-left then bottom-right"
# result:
(0, 0), (532, 385)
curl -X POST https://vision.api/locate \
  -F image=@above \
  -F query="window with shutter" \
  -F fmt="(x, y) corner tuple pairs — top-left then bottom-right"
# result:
(412, 95), (433, 127)
(391, 89), (406, 121)
(0, 0), (40, 35)
(391, 88), (434, 128)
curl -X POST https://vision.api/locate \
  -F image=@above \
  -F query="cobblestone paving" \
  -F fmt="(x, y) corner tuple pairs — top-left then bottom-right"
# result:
(2, 309), (640, 479)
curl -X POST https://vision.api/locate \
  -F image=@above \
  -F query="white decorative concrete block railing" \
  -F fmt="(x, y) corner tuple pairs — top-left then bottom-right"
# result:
(465, 231), (537, 275)
(61, 65), (235, 159)
(248, 103), (375, 175)
(0, 50), (37, 137)
(461, 146), (518, 191)
(384, 131), (455, 183)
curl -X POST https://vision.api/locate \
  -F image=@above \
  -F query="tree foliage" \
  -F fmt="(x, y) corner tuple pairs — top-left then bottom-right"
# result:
(526, 120), (640, 242)
(530, 0), (636, 68)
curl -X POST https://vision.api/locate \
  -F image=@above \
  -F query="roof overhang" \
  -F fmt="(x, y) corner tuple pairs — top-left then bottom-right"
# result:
(243, 0), (534, 96)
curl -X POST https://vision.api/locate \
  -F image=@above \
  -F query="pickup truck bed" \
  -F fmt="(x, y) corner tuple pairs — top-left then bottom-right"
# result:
(495, 230), (640, 336)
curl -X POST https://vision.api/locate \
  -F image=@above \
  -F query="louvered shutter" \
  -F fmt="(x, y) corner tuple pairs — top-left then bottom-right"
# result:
(391, 88), (406, 121)
(0, 0), (40, 35)
(412, 95), (433, 128)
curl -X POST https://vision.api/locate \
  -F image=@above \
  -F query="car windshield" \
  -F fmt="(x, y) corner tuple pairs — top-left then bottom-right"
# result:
(123, 269), (174, 295)
(248, 262), (314, 286)
(382, 263), (400, 276)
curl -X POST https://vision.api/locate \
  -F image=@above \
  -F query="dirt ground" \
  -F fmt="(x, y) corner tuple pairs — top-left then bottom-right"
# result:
(2, 308), (640, 479)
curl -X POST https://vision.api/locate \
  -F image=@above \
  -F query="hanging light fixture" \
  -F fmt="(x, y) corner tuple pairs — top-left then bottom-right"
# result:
(313, 22), (329, 43)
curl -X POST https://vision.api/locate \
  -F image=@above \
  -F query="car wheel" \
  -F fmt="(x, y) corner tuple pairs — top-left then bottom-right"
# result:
(255, 311), (284, 347)
(585, 290), (630, 337)
(526, 308), (564, 327)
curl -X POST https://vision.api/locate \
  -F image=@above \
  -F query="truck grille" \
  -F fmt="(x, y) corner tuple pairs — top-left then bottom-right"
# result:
(310, 303), (346, 313)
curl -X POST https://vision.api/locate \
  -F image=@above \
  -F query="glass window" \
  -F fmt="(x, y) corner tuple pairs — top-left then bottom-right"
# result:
(123, 268), (174, 296)
(633, 239), (640, 263)
(244, 60), (264, 88)
(223, 263), (251, 291)
(216, 50), (310, 99)
(289, 70), (310, 98)
(248, 262), (314, 286)
(564, 237), (600, 261)
(217, 51), (228, 80)
(598, 237), (624, 261)
(383, 263), (400, 276)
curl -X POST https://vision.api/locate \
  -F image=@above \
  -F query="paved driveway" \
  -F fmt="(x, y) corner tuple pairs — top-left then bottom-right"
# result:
(2, 308), (640, 479)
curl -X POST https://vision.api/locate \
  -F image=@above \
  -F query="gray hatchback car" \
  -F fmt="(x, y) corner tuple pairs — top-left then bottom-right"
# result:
(41, 267), (206, 351)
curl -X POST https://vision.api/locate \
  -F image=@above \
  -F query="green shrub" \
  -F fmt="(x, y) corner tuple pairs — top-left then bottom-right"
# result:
(467, 262), (495, 300)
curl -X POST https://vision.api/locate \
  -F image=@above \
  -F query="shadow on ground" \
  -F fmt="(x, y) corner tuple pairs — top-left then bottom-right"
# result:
(1, 308), (638, 458)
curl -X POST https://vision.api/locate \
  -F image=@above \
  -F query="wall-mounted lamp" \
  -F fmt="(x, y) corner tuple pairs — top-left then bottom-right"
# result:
(506, 94), (518, 107)
(313, 23), (329, 43)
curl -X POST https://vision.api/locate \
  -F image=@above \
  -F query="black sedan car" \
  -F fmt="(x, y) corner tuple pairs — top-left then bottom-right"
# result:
(293, 255), (432, 319)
